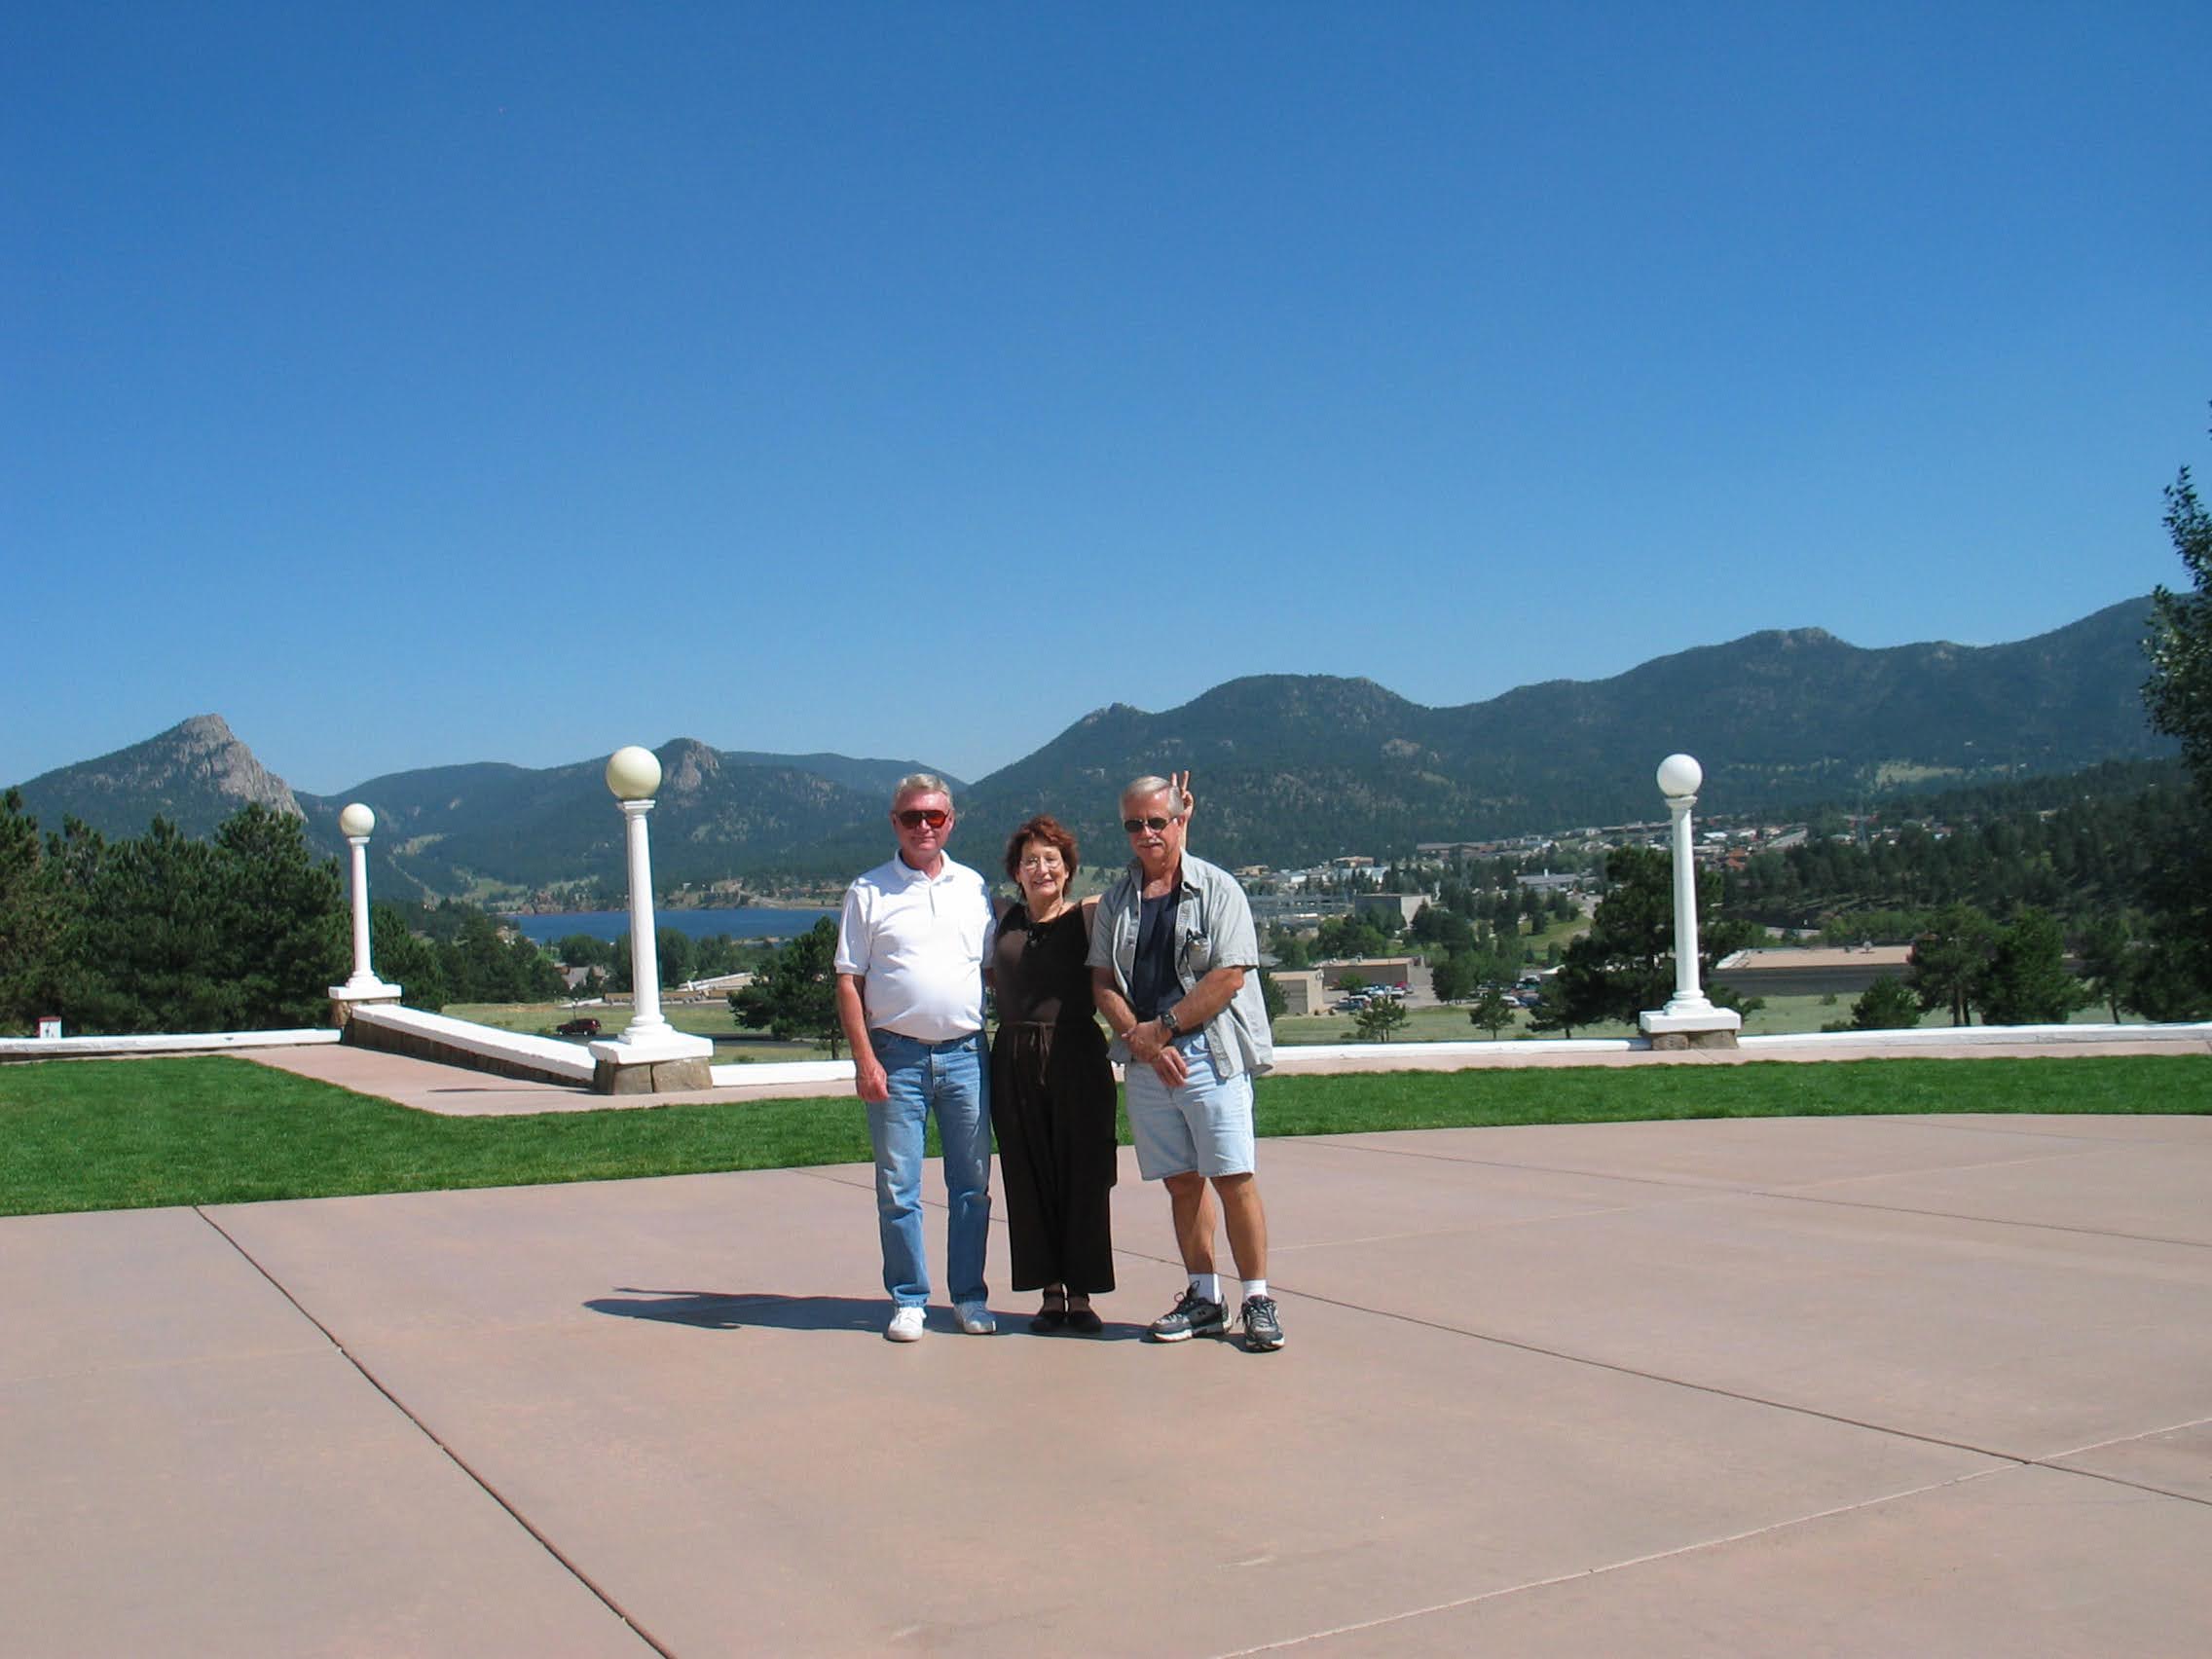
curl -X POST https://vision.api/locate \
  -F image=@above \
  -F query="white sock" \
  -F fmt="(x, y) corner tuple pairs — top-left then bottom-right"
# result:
(1192, 1272), (1221, 1303)
(1242, 1278), (1270, 1303)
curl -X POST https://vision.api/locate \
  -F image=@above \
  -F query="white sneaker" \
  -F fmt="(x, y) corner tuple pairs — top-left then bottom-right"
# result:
(886, 1306), (927, 1343)
(955, 1301), (997, 1335)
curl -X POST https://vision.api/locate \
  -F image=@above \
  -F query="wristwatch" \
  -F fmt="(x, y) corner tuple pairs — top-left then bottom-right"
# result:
(1158, 1007), (1182, 1038)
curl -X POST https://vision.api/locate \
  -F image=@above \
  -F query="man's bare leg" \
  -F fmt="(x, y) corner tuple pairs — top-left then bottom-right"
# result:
(1164, 1170), (1217, 1273)
(1213, 1171), (1268, 1283)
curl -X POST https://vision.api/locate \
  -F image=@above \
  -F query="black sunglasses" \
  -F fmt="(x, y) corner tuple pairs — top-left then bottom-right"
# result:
(1123, 815), (1180, 834)
(896, 809), (949, 830)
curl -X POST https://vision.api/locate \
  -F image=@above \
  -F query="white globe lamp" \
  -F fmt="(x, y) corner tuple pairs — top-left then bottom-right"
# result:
(606, 745), (662, 801)
(1656, 753), (1703, 799)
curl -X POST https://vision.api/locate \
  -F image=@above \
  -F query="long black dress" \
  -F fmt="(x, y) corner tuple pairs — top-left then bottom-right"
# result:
(990, 902), (1117, 1293)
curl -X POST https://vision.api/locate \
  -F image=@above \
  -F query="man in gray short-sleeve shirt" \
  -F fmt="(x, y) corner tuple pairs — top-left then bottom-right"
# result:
(1090, 773), (1284, 1352)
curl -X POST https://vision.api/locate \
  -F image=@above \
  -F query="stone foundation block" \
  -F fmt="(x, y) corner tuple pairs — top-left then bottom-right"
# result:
(594, 1055), (716, 1094)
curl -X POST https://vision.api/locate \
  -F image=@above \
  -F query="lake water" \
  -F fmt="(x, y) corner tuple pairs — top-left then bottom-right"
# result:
(505, 906), (836, 944)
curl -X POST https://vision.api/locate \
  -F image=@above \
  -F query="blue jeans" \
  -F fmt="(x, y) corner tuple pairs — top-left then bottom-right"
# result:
(866, 1029), (992, 1307)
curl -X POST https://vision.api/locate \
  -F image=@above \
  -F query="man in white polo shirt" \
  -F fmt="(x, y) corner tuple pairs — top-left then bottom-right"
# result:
(834, 774), (998, 1343)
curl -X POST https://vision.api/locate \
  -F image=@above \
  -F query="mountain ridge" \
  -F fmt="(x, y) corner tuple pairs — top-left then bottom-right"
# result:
(9, 597), (2172, 889)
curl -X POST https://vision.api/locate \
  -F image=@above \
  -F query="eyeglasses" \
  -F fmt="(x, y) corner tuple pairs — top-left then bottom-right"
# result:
(1016, 855), (1063, 870)
(1123, 816), (1181, 834)
(896, 809), (949, 830)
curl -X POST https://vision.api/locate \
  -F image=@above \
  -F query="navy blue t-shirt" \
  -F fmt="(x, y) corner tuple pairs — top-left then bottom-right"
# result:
(1129, 888), (1180, 1020)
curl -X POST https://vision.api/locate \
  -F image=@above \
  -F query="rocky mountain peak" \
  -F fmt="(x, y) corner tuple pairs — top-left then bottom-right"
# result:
(12, 715), (305, 834)
(125, 717), (303, 818)
(658, 739), (721, 795)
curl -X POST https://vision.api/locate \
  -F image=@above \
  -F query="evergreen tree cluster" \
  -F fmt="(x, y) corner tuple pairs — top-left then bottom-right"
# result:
(1900, 905), (2092, 1027)
(1, 795), (346, 1034)
(728, 917), (843, 1054)
(1721, 782), (2199, 933)
(367, 903), (569, 1011)
(1530, 848), (1762, 1037)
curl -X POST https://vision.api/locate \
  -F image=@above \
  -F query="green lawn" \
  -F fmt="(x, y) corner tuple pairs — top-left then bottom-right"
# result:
(2, 1051), (2204, 1218)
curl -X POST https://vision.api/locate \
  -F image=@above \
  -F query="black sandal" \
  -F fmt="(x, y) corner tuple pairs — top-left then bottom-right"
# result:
(1030, 1290), (1068, 1333)
(1065, 1304), (1104, 1335)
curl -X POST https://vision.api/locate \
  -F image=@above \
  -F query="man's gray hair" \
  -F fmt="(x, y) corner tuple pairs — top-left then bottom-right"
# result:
(1122, 775), (1183, 812)
(893, 773), (953, 808)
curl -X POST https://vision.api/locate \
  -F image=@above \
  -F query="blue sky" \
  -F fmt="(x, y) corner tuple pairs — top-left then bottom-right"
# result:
(6, 4), (2207, 795)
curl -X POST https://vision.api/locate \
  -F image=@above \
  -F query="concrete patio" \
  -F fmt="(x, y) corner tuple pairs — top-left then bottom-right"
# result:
(4, 1062), (2210, 1653)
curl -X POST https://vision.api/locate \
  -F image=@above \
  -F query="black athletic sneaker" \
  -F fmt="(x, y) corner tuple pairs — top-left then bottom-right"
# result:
(1149, 1286), (1228, 1342)
(1240, 1295), (1286, 1351)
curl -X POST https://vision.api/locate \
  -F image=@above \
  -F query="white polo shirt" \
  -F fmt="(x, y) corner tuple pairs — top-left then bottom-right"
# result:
(833, 853), (995, 1042)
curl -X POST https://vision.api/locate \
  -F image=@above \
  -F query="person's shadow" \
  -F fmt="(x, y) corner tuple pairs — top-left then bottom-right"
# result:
(584, 1288), (1151, 1340)
(584, 1288), (882, 1334)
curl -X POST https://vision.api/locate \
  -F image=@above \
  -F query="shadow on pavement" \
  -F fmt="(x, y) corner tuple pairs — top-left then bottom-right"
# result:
(585, 1288), (881, 1333)
(585, 1287), (1153, 1341)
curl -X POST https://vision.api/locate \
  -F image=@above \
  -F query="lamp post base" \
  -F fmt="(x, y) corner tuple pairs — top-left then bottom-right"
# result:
(329, 984), (403, 1027)
(1640, 1005), (1743, 1050)
(587, 1031), (716, 1094)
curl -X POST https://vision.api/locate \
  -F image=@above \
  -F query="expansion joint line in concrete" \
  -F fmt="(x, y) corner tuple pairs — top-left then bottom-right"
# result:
(1297, 1132), (2212, 1250)
(1272, 1283), (2212, 1510)
(1208, 1464), (2018, 1657)
(1214, 1417), (2212, 1655)
(1878, 1113), (2212, 1146)
(189, 1206), (677, 1659)
(1751, 1186), (2212, 1252)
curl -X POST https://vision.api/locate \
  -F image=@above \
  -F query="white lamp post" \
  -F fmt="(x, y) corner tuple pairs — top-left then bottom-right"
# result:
(607, 745), (674, 1043)
(1638, 753), (1741, 1048)
(587, 746), (715, 1092)
(329, 801), (400, 1011)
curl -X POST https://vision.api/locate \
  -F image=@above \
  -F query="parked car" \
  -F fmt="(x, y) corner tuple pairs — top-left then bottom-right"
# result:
(554, 1016), (602, 1038)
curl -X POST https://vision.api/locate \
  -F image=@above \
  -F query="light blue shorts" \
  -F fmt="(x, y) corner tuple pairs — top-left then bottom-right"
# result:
(1124, 1039), (1256, 1180)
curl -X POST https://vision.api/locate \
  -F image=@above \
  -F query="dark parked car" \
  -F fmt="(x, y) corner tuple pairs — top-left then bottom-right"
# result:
(554, 1016), (602, 1038)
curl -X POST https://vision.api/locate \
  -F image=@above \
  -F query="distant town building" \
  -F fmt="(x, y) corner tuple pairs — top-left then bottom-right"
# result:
(1515, 870), (1582, 893)
(1314, 955), (1417, 991)
(1415, 840), (1498, 861)
(1352, 892), (1425, 925)
(1272, 969), (1326, 1016)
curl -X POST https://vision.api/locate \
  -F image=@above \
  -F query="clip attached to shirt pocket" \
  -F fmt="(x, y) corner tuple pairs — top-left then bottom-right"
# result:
(1176, 927), (1211, 977)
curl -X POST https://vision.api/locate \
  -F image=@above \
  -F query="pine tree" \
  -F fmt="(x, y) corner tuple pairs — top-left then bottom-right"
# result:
(1978, 909), (2090, 1026)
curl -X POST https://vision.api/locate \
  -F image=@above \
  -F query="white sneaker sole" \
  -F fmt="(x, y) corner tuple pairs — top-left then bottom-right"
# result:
(1149, 1321), (1225, 1343)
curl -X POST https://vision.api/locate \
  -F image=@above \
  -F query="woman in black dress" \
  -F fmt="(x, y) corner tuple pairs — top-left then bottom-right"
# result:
(992, 814), (1118, 1333)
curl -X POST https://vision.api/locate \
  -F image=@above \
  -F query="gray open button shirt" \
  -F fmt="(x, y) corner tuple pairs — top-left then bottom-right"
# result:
(1089, 850), (1273, 1081)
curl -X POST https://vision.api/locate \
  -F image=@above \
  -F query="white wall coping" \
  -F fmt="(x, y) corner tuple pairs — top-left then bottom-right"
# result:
(709, 1060), (859, 1089)
(706, 1023), (2210, 1091)
(1737, 1021), (2212, 1051)
(350, 1004), (598, 1084)
(0, 1029), (342, 1061)
(7, 1015), (2199, 1085)
(1272, 1038), (1641, 1067)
